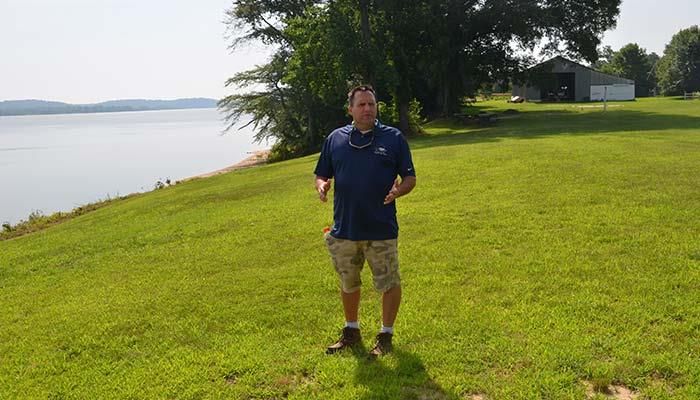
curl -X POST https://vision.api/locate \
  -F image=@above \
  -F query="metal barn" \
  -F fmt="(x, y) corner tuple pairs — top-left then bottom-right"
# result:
(512, 56), (635, 102)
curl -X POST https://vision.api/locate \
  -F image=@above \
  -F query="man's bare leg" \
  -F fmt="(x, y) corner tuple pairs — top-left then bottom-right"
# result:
(381, 285), (401, 328)
(368, 285), (401, 357)
(342, 289), (361, 323)
(327, 289), (362, 354)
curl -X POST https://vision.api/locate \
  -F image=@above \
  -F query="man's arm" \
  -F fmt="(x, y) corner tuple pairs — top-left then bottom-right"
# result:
(315, 175), (332, 202)
(383, 176), (416, 205)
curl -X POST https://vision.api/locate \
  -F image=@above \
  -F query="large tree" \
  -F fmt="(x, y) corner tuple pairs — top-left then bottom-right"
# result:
(221, 0), (622, 161)
(657, 25), (700, 95)
(599, 43), (657, 97)
(592, 45), (615, 70)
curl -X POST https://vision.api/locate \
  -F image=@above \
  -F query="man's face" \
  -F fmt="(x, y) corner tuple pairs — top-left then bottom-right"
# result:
(348, 90), (377, 129)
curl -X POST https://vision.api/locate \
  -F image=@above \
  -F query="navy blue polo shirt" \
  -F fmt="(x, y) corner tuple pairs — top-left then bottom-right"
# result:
(314, 121), (416, 240)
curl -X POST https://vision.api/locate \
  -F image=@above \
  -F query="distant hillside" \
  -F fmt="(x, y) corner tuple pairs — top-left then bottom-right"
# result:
(0, 98), (218, 116)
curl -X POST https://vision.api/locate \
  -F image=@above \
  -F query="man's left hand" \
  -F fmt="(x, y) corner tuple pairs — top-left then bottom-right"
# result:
(384, 179), (401, 205)
(383, 176), (416, 205)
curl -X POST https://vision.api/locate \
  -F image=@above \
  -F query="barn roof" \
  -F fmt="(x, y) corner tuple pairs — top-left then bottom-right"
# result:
(527, 56), (634, 84)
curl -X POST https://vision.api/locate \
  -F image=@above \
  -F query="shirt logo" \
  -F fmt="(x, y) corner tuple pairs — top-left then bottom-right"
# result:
(374, 146), (388, 156)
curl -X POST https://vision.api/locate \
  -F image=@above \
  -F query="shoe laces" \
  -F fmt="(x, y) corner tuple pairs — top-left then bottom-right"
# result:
(375, 332), (392, 347)
(341, 327), (359, 342)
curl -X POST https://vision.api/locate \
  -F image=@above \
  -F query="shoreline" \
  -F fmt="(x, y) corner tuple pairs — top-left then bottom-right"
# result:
(184, 149), (271, 181)
(2, 149), (272, 240)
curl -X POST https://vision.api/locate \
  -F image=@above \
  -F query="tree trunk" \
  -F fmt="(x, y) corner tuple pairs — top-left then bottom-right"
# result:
(359, 0), (371, 47)
(441, 77), (450, 117)
(358, 0), (374, 84)
(398, 98), (410, 135)
(393, 43), (413, 134)
(307, 107), (316, 151)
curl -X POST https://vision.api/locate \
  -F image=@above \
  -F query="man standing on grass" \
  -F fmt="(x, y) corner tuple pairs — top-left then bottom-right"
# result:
(314, 84), (416, 358)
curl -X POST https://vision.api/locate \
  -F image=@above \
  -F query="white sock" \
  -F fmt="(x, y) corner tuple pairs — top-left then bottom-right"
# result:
(380, 326), (394, 334)
(345, 321), (359, 329)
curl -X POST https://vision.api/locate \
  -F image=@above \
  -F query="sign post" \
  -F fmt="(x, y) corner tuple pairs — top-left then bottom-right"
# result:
(603, 86), (608, 112)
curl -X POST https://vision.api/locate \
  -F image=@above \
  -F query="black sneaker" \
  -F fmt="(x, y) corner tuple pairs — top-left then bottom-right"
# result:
(326, 327), (362, 354)
(368, 332), (393, 358)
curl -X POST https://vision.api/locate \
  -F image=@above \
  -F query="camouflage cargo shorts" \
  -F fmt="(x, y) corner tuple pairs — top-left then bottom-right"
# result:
(324, 233), (401, 293)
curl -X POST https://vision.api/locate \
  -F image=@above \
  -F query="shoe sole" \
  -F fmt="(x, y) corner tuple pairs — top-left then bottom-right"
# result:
(325, 342), (361, 355)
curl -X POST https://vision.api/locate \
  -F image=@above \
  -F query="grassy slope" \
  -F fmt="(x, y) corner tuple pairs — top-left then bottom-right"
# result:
(1, 98), (699, 399)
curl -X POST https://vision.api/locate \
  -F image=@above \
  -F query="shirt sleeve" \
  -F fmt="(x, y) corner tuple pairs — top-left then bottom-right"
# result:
(397, 133), (415, 178)
(314, 134), (334, 179)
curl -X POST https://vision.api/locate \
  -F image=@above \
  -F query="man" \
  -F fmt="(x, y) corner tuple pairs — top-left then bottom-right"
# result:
(314, 85), (416, 357)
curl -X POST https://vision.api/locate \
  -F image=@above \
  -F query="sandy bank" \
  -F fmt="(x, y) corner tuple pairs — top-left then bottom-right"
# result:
(184, 150), (270, 181)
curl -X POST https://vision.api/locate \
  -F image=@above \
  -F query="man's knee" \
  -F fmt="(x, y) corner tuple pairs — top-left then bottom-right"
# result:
(366, 239), (400, 292)
(374, 270), (401, 293)
(341, 284), (361, 294)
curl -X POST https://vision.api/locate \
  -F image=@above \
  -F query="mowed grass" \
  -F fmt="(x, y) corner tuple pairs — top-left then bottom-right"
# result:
(1, 97), (699, 399)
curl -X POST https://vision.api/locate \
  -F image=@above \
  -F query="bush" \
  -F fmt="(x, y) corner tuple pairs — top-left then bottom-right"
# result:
(268, 141), (308, 162)
(0, 195), (135, 241)
(377, 98), (425, 135)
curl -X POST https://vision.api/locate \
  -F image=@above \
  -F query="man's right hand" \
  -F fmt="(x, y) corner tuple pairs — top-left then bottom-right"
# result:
(316, 177), (332, 202)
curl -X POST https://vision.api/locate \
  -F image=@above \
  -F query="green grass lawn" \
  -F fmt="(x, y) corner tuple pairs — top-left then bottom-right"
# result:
(1, 97), (699, 399)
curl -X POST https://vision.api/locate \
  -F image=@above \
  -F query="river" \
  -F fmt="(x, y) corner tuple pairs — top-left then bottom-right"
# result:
(0, 108), (268, 225)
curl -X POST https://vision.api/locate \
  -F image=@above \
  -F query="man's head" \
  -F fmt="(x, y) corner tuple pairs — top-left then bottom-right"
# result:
(347, 85), (377, 131)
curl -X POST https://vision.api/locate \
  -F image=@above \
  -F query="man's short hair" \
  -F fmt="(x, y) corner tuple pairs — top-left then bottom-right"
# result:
(348, 84), (376, 106)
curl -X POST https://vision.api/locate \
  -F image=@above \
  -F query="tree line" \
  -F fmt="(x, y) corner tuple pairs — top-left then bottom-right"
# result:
(593, 25), (700, 98)
(219, 0), (626, 160)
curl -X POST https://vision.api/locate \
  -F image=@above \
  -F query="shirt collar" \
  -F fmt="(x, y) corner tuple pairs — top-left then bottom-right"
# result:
(351, 119), (382, 134)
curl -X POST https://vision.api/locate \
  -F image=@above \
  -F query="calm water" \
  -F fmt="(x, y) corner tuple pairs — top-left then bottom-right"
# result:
(0, 108), (268, 225)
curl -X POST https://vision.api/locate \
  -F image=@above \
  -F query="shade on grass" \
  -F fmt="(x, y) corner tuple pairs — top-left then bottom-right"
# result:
(1, 97), (699, 399)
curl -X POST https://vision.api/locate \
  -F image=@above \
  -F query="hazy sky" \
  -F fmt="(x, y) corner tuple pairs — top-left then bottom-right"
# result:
(601, 0), (698, 56)
(1, 0), (697, 103)
(0, 0), (270, 103)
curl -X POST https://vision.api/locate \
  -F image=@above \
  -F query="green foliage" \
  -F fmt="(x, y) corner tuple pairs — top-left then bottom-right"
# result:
(377, 98), (425, 135)
(599, 43), (658, 97)
(267, 139), (313, 162)
(592, 45), (616, 70)
(221, 0), (622, 158)
(0, 195), (135, 241)
(2, 98), (700, 398)
(657, 25), (700, 95)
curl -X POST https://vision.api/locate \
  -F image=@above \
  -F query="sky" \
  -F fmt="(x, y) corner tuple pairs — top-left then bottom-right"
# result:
(0, 0), (271, 104)
(600, 0), (699, 56)
(1, 0), (698, 104)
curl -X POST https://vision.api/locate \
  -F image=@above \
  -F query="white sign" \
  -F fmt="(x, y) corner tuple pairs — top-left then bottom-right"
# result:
(590, 84), (635, 101)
